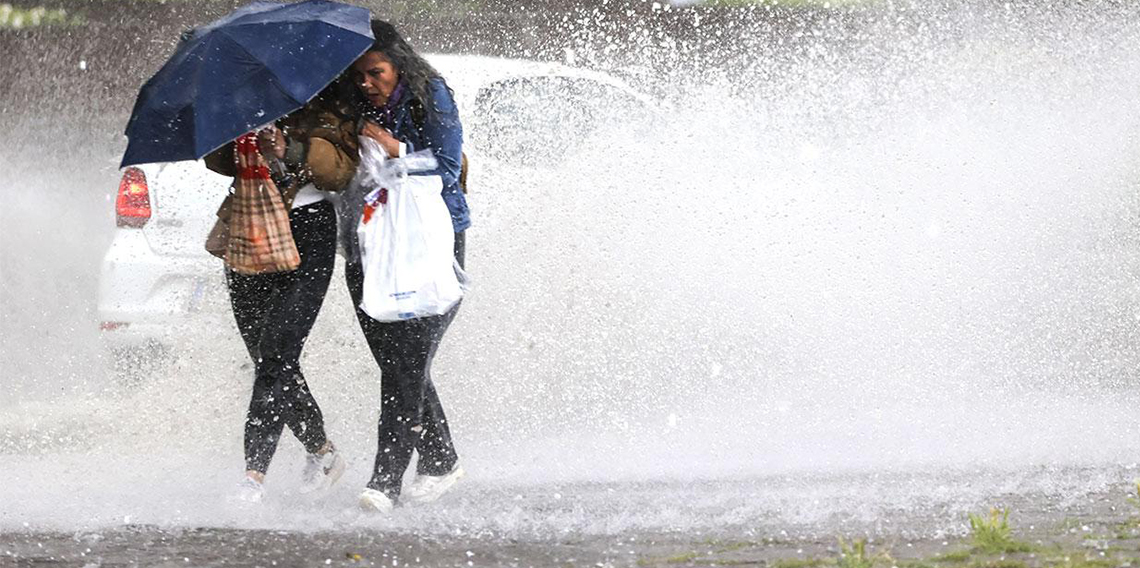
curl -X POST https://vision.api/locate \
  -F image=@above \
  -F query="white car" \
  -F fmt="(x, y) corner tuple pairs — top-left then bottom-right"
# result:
(97, 54), (661, 375)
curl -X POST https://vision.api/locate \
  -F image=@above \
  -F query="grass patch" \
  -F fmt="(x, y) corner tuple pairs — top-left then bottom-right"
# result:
(0, 4), (84, 28)
(837, 539), (875, 568)
(696, 539), (760, 553)
(637, 541), (763, 565)
(1055, 560), (1120, 568)
(711, 561), (783, 566)
(1114, 519), (1140, 540)
(637, 550), (701, 565)
(968, 509), (1032, 554)
(1112, 482), (1140, 540)
(713, 541), (756, 554)
(836, 538), (893, 568)
(773, 558), (830, 568)
(932, 550), (973, 563)
(969, 561), (1027, 568)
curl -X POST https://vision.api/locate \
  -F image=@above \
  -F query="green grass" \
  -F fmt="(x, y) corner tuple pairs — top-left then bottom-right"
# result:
(969, 561), (1028, 568)
(1108, 483), (1140, 541)
(932, 550), (973, 563)
(0, 3), (83, 28)
(837, 539), (876, 568)
(633, 500), (1140, 568)
(1052, 560), (1120, 568)
(1113, 528), (1138, 540)
(968, 509), (1033, 554)
(773, 558), (830, 568)
(637, 540), (765, 565)
(715, 561), (789, 567)
(712, 541), (756, 553)
(696, 539), (762, 552)
(637, 550), (701, 565)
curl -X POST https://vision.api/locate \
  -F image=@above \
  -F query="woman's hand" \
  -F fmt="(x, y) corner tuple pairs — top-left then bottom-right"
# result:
(361, 121), (401, 158)
(257, 126), (286, 161)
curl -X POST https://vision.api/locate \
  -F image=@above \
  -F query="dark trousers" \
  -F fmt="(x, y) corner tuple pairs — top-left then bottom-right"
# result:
(345, 232), (465, 498)
(227, 200), (337, 474)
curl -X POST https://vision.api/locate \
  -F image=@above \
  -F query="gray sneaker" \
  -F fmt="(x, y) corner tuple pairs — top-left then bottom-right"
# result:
(235, 477), (264, 503)
(299, 443), (346, 494)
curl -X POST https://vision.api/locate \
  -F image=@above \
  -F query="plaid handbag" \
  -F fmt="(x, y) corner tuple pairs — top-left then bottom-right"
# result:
(223, 132), (300, 274)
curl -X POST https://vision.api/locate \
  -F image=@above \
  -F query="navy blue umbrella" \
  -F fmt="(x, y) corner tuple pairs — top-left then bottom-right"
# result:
(121, 0), (372, 168)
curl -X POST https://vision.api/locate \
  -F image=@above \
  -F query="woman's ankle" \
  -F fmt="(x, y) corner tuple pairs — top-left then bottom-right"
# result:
(315, 440), (335, 456)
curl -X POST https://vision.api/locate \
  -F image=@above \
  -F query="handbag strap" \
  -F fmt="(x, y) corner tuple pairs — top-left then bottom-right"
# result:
(234, 133), (271, 180)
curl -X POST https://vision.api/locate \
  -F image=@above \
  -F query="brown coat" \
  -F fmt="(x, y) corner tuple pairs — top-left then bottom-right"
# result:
(205, 100), (359, 258)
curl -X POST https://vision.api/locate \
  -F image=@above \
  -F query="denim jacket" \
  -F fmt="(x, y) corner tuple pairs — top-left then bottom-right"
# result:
(361, 77), (470, 233)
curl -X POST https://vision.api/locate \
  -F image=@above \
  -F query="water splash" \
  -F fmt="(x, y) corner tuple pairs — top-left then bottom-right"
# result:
(2, 0), (1139, 534)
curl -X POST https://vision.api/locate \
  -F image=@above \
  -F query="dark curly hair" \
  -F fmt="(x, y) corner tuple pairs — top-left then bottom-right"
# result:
(360, 19), (453, 120)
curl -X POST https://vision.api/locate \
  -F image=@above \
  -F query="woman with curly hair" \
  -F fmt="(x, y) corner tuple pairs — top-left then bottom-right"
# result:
(346, 19), (470, 513)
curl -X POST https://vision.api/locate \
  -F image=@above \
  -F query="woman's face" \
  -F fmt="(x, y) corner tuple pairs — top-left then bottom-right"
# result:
(352, 51), (399, 107)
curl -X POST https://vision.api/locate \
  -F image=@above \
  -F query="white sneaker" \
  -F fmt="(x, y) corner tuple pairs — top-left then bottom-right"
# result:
(359, 488), (395, 513)
(299, 444), (346, 495)
(404, 464), (465, 504)
(235, 477), (264, 503)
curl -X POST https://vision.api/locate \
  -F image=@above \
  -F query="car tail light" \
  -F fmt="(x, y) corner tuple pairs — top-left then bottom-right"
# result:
(100, 321), (130, 331)
(116, 167), (151, 228)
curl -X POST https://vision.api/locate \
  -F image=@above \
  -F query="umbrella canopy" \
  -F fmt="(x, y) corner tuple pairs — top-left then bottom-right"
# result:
(121, 0), (372, 168)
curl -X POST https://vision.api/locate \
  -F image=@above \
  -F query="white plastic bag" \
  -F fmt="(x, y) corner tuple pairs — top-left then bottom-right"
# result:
(355, 137), (465, 321)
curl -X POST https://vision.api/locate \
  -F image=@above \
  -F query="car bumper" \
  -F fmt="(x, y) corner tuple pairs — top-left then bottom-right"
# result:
(97, 229), (232, 350)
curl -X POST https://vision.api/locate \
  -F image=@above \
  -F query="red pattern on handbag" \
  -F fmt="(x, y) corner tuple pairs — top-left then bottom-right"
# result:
(223, 132), (300, 274)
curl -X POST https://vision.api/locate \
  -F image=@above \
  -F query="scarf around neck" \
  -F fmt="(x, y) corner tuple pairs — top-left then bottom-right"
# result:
(360, 80), (407, 130)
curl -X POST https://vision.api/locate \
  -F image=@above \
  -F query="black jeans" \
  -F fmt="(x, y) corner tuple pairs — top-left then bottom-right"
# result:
(346, 232), (465, 499)
(227, 200), (337, 474)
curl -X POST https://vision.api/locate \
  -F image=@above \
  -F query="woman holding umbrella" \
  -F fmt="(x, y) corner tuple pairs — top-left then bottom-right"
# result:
(347, 20), (470, 513)
(205, 84), (359, 502)
(119, 0), (377, 503)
